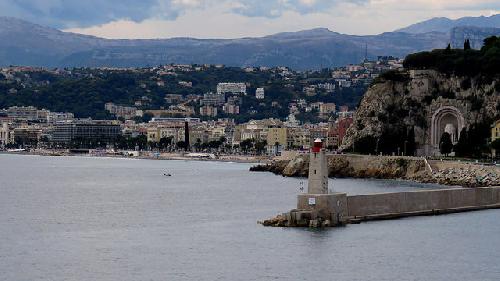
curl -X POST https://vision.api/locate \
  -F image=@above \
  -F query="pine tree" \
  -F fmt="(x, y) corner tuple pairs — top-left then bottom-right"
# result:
(454, 128), (469, 157)
(405, 126), (416, 156)
(464, 39), (471, 50)
(439, 132), (453, 156)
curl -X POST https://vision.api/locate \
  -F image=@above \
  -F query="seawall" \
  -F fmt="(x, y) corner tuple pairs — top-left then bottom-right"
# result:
(261, 186), (500, 227)
(346, 186), (500, 223)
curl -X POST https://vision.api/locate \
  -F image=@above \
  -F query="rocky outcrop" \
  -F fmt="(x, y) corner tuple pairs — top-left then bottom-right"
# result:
(424, 161), (500, 187)
(341, 69), (500, 156)
(251, 154), (500, 187)
(253, 154), (429, 180)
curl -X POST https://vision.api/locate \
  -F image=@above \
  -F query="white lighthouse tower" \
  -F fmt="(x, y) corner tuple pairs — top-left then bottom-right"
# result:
(294, 138), (347, 226)
(308, 138), (329, 194)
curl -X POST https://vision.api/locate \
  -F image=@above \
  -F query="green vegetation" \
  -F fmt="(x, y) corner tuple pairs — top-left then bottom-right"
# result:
(491, 139), (500, 152)
(453, 123), (492, 158)
(439, 132), (453, 156)
(0, 66), (367, 122)
(403, 36), (500, 78)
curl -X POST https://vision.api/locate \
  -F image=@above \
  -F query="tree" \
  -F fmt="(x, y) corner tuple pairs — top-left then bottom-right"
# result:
(454, 128), (469, 157)
(353, 136), (377, 154)
(159, 136), (173, 150)
(439, 132), (453, 156)
(194, 138), (202, 151)
(491, 139), (500, 157)
(445, 43), (451, 53)
(464, 39), (471, 50)
(176, 141), (187, 150)
(254, 140), (267, 155)
(240, 139), (254, 154)
(405, 127), (416, 156)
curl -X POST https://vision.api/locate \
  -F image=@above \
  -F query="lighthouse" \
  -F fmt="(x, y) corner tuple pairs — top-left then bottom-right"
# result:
(308, 138), (329, 194)
(293, 138), (347, 226)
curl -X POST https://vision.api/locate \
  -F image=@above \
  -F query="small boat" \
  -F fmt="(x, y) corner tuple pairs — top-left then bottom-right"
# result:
(163, 173), (172, 177)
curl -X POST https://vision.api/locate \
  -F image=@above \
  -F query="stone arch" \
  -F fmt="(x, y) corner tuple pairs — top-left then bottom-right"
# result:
(431, 106), (465, 147)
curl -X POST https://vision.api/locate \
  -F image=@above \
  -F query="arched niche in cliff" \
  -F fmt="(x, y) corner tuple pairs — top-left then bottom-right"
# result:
(431, 106), (465, 147)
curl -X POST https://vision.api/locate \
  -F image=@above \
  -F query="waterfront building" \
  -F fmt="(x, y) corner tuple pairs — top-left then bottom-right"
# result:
(266, 127), (288, 155)
(288, 127), (311, 149)
(52, 120), (121, 146)
(0, 122), (12, 147)
(12, 125), (42, 146)
(147, 126), (184, 144)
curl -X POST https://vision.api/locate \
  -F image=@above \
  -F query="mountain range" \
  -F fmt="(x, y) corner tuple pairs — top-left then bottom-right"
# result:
(0, 15), (499, 70)
(396, 14), (500, 34)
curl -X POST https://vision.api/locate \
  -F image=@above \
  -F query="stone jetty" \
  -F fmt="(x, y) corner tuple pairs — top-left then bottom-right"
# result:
(260, 145), (500, 228)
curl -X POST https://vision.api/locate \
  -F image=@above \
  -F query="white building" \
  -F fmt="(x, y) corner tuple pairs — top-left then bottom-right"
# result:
(0, 122), (12, 147)
(255, 88), (265, 99)
(217, 83), (246, 95)
(201, 92), (225, 106)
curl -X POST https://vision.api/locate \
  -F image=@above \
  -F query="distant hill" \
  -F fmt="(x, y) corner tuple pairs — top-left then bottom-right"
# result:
(451, 26), (500, 49)
(396, 14), (500, 34)
(0, 17), (449, 70)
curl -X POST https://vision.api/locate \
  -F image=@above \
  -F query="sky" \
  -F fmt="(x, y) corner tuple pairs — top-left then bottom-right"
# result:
(0, 0), (499, 39)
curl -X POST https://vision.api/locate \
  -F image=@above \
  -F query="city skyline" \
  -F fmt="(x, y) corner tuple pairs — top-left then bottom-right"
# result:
(0, 0), (498, 39)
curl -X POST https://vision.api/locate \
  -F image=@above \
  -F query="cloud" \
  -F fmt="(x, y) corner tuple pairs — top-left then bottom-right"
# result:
(0, 0), (370, 28)
(230, 0), (367, 18)
(1, 0), (499, 37)
(1, 0), (157, 27)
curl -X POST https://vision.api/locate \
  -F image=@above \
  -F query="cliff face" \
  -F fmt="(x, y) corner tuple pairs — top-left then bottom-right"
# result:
(341, 70), (500, 156)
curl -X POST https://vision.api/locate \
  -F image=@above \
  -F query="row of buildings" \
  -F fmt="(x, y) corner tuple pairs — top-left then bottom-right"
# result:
(0, 105), (353, 154)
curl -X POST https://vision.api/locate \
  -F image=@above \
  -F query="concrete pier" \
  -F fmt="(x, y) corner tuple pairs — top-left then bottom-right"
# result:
(261, 186), (500, 227)
(260, 138), (500, 227)
(345, 186), (500, 223)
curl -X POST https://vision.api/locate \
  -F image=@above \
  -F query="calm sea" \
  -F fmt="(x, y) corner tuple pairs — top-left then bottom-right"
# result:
(1, 154), (499, 281)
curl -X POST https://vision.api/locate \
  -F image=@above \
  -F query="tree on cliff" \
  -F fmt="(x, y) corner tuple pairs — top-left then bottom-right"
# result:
(439, 132), (453, 156)
(403, 36), (500, 77)
(464, 39), (471, 50)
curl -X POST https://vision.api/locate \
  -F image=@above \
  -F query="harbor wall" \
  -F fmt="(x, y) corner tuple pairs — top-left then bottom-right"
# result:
(346, 187), (500, 218)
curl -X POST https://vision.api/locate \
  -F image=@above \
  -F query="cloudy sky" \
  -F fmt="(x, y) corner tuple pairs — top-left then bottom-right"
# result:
(0, 0), (499, 38)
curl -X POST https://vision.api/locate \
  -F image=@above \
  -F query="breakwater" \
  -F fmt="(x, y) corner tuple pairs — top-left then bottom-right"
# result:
(251, 154), (500, 187)
(261, 186), (500, 227)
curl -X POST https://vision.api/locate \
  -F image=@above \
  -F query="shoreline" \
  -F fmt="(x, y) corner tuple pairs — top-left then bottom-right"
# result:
(0, 150), (269, 164)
